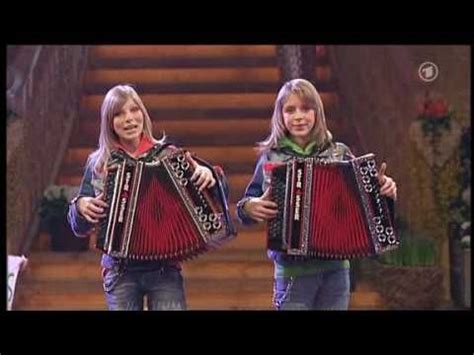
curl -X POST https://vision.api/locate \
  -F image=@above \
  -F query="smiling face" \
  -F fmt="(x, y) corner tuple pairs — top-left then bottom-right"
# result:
(282, 93), (316, 147)
(112, 98), (144, 149)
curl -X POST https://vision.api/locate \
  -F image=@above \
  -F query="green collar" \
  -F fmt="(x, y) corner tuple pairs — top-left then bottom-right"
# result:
(279, 136), (317, 156)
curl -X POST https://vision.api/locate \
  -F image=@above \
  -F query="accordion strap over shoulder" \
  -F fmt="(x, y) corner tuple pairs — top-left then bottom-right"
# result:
(108, 142), (174, 165)
(140, 142), (175, 161)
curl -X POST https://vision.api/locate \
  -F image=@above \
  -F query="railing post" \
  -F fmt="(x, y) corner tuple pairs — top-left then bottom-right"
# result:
(276, 45), (317, 83)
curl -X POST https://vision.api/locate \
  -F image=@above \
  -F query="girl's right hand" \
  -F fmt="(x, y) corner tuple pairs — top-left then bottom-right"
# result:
(76, 192), (109, 224)
(243, 188), (278, 222)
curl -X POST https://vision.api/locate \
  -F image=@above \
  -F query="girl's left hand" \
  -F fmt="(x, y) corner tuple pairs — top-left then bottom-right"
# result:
(377, 162), (397, 200)
(186, 152), (216, 191)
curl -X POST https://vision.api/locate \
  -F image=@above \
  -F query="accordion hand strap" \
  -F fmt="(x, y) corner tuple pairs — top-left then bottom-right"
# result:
(191, 155), (237, 237)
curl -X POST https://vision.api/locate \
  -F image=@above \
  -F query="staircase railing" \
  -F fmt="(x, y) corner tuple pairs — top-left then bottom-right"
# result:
(276, 45), (317, 83)
(7, 45), (91, 256)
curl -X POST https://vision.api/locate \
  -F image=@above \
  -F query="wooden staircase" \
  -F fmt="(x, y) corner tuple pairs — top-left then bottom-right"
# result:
(14, 45), (383, 310)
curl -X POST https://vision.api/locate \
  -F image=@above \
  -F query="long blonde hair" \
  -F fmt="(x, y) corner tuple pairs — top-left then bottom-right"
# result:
(89, 84), (165, 176)
(258, 78), (332, 153)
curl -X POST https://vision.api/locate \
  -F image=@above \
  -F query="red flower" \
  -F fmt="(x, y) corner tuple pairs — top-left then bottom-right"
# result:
(417, 97), (449, 119)
(425, 99), (449, 118)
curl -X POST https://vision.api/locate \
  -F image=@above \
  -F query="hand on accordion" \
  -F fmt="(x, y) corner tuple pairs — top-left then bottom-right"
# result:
(77, 192), (109, 224)
(377, 162), (397, 200)
(185, 152), (217, 192)
(243, 188), (279, 222)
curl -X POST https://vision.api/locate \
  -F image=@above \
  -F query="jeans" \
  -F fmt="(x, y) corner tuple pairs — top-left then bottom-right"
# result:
(102, 265), (187, 310)
(273, 268), (350, 310)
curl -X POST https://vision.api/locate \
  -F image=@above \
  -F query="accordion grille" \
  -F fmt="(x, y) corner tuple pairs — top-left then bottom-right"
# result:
(129, 166), (204, 259)
(309, 164), (372, 258)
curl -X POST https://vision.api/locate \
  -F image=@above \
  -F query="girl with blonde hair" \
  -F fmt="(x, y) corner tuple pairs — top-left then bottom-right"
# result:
(237, 78), (397, 310)
(68, 84), (224, 310)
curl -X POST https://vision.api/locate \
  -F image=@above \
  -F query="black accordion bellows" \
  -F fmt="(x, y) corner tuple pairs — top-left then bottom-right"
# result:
(96, 145), (236, 261)
(266, 153), (399, 259)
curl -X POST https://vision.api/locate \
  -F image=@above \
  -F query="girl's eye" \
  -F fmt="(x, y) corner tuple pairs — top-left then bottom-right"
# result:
(301, 105), (311, 111)
(131, 106), (140, 113)
(284, 106), (295, 113)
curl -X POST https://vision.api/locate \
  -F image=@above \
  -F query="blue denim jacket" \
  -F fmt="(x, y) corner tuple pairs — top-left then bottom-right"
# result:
(68, 143), (233, 271)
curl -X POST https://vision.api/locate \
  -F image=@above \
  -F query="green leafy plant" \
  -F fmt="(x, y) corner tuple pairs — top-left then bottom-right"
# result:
(378, 218), (436, 267)
(378, 237), (436, 267)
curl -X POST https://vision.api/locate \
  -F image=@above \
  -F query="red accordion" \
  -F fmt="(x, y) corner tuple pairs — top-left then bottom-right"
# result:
(97, 147), (235, 261)
(265, 153), (399, 259)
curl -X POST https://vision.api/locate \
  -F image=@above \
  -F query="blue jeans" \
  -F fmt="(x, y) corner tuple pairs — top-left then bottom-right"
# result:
(273, 268), (350, 310)
(102, 265), (187, 310)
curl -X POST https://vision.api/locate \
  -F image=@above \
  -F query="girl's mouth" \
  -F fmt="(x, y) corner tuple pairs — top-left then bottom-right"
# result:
(124, 125), (138, 131)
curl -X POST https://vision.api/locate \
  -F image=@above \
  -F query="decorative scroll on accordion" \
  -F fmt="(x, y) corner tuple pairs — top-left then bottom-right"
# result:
(265, 153), (399, 259)
(96, 147), (235, 261)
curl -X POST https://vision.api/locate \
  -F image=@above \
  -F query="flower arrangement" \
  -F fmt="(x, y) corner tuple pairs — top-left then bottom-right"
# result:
(407, 91), (467, 265)
(39, 185), (79, 224)
(416, 93), (452, 137)
(38, 184), (89, 252)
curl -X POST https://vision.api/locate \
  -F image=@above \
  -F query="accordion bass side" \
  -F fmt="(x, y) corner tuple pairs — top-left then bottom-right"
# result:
(265, 153), (399, 259)
(97, 148), (236, 261)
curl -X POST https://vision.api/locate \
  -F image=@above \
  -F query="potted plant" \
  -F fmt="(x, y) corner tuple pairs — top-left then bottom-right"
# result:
(449, 220), (471, 309)
(39, 185), (89, 252)
(361, 218), (444, 309)
(459, 221), (470, 308)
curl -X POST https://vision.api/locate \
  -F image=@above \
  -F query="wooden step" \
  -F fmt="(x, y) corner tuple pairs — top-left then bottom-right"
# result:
(85, 82), (281, 95)
(20, 261), (100, 283)
(88, 46), (329, 70)
(91, 45), (277, 60)
(85, 67), (280, 86)
(69, 118), (270, 147)
(349, 282), (385, 309)
(20, 247), (271, 282)
(14, 289), (382, 310)
(183, 258), (272, 280)
(14, 281), (107, 310)
(314, 66), (332, 84)
(83, 66), (333, 91)
(90, 56), (278, 70)
(227, 173), (253, 202)
(14, 276), (382, 310)
(14, 288), (382, 310)
(13, 278), (275, 310)
(217, 229), (266, 252)
(48, 256), (270, 281)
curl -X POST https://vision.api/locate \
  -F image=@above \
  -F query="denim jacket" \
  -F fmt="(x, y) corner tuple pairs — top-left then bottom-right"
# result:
(68, 142), (233, 271)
